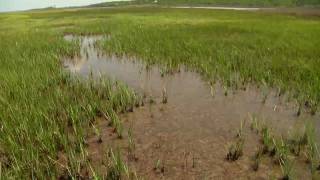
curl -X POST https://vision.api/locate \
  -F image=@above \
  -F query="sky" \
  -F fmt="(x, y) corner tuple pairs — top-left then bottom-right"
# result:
(0, 0), (122, 12)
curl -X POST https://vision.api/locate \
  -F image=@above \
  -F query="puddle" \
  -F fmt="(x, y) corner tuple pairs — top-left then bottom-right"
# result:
(63, 35), (319, 179)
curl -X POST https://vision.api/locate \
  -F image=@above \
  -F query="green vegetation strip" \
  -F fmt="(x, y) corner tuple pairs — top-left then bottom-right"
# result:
(95, 0), (320, 7)
(0, 14), (137, 178)
(137, 0), (320, 6)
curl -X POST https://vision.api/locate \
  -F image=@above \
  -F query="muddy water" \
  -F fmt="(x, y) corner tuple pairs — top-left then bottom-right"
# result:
(64, 35), (319, 179)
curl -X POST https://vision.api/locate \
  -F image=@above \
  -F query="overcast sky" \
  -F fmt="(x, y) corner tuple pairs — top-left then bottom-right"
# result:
(0, 0), (123, 12)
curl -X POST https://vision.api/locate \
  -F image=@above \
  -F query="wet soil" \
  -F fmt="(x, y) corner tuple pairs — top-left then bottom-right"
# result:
(63, 35), (319, 179)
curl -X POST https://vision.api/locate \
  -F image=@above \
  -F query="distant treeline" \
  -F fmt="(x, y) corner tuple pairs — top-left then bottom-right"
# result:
(136, 0), (320, 6)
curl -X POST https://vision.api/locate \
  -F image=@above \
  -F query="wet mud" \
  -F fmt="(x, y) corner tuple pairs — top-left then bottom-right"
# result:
(63, 35), (319, 179)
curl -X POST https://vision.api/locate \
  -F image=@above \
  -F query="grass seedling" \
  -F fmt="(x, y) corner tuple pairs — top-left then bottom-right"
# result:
(280, 157), (295, 180)
(227, 120), (246, 161)
(160, 67), (168, 78)
(297, 103), (302, 117)
(261, 126), (274, 155)
(273, 138), (290, 165)
(209, 80), (215, 97)
(115, 119), (123, 139)
(303, 121), (320, 175)
(261, 83), (269, 104)
(236, 120), (245, 139)
(107, 148), (129, 180)
(162, 87), (168, 104)
(127, 126), (137, 161)
(287, 127), (307, 156)
(154, 159), (165, 174)
(226, 138), (244, 161)
(252, 147), (263, 171)
(310, 101), (318, 116)
(92, 124), (102, 143)
(107, 110), (123, 138)
(249, 114), (260, 134)
(223, 86), (228, 97)
(149, 96), (155, 104)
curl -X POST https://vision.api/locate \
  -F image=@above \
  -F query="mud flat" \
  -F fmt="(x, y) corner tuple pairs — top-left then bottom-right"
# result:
(63, 35), (320, 179)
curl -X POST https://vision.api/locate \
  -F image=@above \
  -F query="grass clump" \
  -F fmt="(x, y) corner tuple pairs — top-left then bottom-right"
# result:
(287, 127), (307, 156)
(249, 114), (260, 134)
(106, 148), (130, 180)
(279, 157), (295, 180)
(127, 126), (137, 161)
(154, 159), (165, 174)
(162, 87), (168, 104)
(261, 126), (275, 155)
(227, 121), (245, 161)
(273, 138), (290, 165)
(252, 147), (263, 171)
(107, 109), (124, 139)
(226, 138), (245, 161)
(303, 121), (320, 176)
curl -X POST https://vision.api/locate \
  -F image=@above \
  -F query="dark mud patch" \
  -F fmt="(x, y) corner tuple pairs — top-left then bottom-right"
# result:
(63, 35), (320, 179)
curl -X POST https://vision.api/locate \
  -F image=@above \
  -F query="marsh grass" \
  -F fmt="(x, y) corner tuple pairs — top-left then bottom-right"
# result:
(101, 8), (320, 114)
(226, 138), (245, 161)
(154, 159), (165, 174)
(303, 121), (320, 175)
(252, 147), (263, 171)
(249, 114), (260, 134)
(127, 126), (137, 161)
(279, 157), (295, 180)
(227, 121), (245, 161)
(287, 127), (307, 156)
(261, 126), (275, 155)
(107, 109), (124, 138)
(162, 87), (168, 104)
(254, 120), (319, 177)
(107, 148), (130, 180)
(236, 119), (245, 138)
(0, 23), (137, 178)
(261, 82), (269, 104)
(1, 5), (320, 178)
(273, 138), (290, 165)
(92, 124), (103, 143)
(136, 0), (320, 6)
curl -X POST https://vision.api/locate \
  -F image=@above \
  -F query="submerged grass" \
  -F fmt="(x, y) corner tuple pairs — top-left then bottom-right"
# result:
(250, 117), (320, 178)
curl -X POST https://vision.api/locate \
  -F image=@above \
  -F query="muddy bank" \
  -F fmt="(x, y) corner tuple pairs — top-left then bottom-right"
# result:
(63, 35), (319, 179)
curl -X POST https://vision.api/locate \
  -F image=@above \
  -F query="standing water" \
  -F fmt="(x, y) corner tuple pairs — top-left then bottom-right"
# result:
(63, 35), (318, 179)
